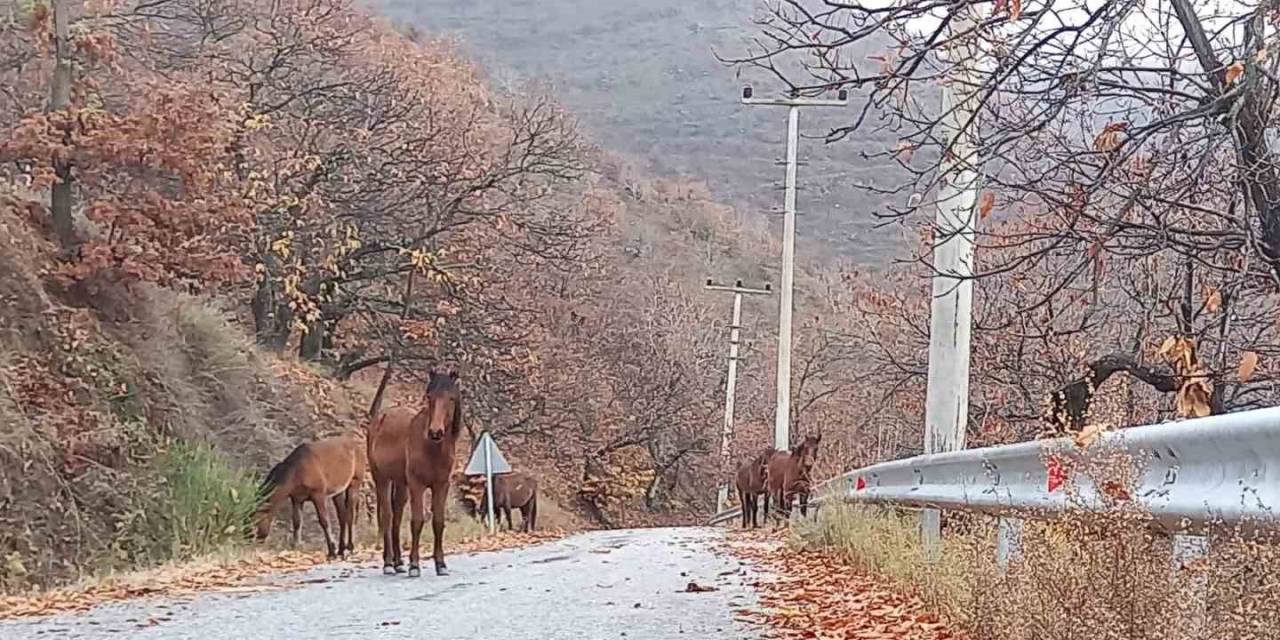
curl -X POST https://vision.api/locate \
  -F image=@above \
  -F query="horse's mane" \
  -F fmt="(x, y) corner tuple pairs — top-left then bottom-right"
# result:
(425, 371), (458, 395)
(259, 444), (309, 501)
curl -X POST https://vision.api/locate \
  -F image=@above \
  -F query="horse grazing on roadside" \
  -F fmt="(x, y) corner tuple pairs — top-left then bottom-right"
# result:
(764, 433), (822, 522)
(368, 370), (464, 577)
(477, 472), (539, 532)
(734, 447), (774, 529)
(255, 434), (365, 559)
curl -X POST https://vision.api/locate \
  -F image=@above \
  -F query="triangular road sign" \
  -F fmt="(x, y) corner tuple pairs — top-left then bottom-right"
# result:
(464, 431), (512, 476)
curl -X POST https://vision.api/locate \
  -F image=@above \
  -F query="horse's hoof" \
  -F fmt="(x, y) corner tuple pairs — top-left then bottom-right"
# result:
(407, 566), (421, 578)
(382, 565), (397, 576)
(435, 565), (449, 577)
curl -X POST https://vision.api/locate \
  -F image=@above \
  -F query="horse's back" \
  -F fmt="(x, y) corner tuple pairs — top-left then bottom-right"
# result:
(501, 472), (537, 507)
(765, 451), (793, 492)
(313, 434), (365, 489)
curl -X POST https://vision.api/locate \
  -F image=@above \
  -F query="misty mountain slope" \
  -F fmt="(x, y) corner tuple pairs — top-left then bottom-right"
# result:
(370, 0), (915, 265)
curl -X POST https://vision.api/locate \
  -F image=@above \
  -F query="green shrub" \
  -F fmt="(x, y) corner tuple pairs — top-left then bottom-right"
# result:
(126, 442), (259, 563)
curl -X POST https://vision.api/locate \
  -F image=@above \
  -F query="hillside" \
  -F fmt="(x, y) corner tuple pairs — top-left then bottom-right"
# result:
(370, 0), (915, 265)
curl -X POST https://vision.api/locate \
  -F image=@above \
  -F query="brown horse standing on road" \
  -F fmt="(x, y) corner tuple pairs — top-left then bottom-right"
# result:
(478, 472), (539, 532)
(764, 433), (822, 522)
(255, 434), (365, 559)
(734, 447), (773, 529)
(368, 371), (464, 577)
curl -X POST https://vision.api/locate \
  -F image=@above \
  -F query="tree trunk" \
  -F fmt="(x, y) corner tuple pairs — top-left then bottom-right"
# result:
(251, 276), (292, 349)
(298, 318), (325, 361)
(48, 0), (76, 252)
(366, 269), (418, 416)
(1171, 0), (1280, 279)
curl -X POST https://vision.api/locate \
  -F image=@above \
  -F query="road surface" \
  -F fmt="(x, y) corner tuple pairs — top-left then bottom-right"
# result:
(2, 528), (765, 639)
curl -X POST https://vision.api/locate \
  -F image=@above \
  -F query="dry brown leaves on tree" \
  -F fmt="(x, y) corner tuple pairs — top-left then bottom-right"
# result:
(724, 531), (960, 640)
(1156, 336), (1213, 418)
(0, 531), (565, 620)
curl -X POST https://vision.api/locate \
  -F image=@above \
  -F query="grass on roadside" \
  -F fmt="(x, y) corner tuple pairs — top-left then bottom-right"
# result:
(791, 503), (976, 619)
(791, 501), (1280, 640)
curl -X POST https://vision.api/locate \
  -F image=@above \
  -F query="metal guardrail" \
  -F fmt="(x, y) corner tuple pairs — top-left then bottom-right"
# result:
(710, 406), (1280, 533)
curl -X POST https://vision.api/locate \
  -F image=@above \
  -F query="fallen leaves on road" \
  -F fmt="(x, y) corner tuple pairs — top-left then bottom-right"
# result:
(724, 530), (961, 640)
(0, 529), (567, 620)
(0, 550), (325, 619)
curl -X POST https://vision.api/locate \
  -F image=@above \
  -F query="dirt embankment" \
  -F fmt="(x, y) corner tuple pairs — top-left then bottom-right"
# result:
(0, 196), (361, 591)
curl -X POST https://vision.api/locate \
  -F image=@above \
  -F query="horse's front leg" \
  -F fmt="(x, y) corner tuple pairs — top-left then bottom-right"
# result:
(407, 483), (426, 578)
(431, 485), (449, 576)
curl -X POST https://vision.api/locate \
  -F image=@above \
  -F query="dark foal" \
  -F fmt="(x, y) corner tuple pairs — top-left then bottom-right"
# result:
(764, 433), (822, 522)
(734, 447), (773, 528)
(478, 472), (539, 532)
(369, 371), (465, 577)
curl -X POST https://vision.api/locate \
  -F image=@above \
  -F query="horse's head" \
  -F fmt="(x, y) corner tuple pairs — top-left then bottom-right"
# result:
(755, 447), (775, 478)
(796, 433), (822, 473)
(419, 369), (462, 443)
(253, 512), (271, 541)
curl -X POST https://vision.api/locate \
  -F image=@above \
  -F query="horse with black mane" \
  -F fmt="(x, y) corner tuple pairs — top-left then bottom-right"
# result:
(254, 434), (365, 559)
(368, 370), (464, 577)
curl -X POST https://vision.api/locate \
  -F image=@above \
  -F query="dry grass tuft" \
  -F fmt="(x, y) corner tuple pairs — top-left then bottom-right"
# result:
(797, 498), (1280, 639)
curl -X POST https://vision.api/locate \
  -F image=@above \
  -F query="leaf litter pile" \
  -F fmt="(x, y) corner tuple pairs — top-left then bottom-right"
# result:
(725, 530), (960, 640)
(0, 530), (564, 619)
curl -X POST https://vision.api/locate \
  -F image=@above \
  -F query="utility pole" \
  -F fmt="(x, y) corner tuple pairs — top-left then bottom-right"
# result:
(705, 278), (772, 513)
(741, 86), (847, 451)
(920, 8), (983, 556)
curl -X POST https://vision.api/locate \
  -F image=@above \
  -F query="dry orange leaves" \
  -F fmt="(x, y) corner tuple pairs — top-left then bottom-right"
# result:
(724, 531), (960, 640)
(1156, 336), (1214, 418)
(0, 531), (564, 620)
(1093, 121), (1128, 152)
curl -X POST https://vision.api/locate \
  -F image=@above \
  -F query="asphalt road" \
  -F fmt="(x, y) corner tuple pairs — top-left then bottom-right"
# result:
(2, 528), (766, 640)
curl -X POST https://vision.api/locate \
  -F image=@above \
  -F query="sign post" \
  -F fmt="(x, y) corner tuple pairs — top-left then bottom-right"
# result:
(464, 431), (512, 534)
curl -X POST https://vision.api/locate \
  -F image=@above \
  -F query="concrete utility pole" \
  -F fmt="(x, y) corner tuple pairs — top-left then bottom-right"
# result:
(705, 278), (772, 513)
(740, 86), (847, 451)
(920, 10), (983, 556)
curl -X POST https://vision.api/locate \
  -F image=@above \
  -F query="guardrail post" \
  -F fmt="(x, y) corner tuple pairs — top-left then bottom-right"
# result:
(921, 509), (942, 562)
(1171, 533), (1209, 637)
(995, 516), (1023, 573)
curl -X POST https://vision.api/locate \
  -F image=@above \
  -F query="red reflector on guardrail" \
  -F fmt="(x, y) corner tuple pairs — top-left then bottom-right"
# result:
(1046, 456), (1067, 493)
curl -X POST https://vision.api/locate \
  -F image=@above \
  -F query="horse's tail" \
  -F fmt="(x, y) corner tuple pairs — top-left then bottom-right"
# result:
(346, 483), (360, 527)
(258, 444), (309, 509)
(527, 490), (538, 532)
